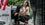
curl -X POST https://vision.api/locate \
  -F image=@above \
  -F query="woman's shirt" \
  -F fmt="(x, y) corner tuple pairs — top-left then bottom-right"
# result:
(23, 6), (30, 15)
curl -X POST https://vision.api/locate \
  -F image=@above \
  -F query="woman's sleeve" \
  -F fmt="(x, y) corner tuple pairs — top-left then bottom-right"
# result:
(26, 7), (29, 10)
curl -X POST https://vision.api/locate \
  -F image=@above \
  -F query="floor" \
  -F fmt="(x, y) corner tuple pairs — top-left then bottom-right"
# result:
(11, 17), (34, 25)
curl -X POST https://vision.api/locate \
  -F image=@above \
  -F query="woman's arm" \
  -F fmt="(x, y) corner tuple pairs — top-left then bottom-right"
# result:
(14, 13), (18, 16)
(19, 9), (28, 15)
(19, 12), (23, 14)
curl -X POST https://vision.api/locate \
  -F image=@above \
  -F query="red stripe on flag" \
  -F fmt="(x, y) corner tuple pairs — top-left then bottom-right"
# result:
(3, 0), (8, 11)
(0, 4), (2, 9)
(0, 0), (4, 9)
(1, 0), (4, 5)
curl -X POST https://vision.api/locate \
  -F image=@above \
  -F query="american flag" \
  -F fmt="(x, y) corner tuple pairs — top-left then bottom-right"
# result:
(0, 0), (7, 11)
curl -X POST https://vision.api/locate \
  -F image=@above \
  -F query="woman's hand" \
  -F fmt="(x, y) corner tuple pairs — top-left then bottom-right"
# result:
(14, 13), (18, 16)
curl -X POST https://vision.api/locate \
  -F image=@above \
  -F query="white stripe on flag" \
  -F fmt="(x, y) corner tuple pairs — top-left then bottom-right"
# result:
(1, 5), (4, 10)
(3, 0), (6, 5)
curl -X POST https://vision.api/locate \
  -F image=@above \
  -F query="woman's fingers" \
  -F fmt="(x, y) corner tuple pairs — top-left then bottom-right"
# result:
(14, 13), (18, 15)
